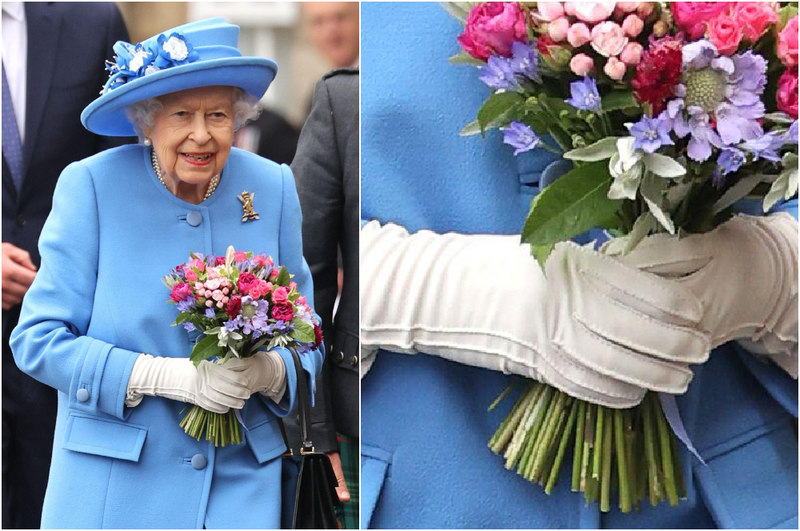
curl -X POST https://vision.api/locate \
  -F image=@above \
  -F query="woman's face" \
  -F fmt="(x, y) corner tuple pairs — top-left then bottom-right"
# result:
(144, 86), (235, 190)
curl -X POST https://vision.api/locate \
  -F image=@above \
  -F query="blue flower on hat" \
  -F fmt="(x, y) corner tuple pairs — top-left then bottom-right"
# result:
(103, 32), (198, 93)
(154, 33), (199, 68)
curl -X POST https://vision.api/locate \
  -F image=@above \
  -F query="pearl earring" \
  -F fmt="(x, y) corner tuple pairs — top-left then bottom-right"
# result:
(144, 138), (152, 146)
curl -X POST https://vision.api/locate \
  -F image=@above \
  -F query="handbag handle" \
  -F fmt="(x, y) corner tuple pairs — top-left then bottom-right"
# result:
(278, 347), (314, 454)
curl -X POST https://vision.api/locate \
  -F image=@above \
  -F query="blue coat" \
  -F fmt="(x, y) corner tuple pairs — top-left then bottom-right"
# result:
(360, 3), (797, 529)
(10, 145), (324, 529)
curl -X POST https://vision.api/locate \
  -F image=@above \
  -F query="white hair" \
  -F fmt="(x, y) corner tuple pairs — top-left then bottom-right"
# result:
(125, 87), (261, 144)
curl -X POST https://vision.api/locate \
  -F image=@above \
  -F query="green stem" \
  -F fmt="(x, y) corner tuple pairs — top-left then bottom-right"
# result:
(488, 383), (517, 412)
(546, 399), (578, 494)
(580, 403), (595, 495)
(642, 396), (660, 506)
(614, 409), (631, 513)
(571, 400), (586, 492)
(600, 408), (613, 513)
(531, 391), (567, 482)
(653, 395), (679, 507)
(592, 405), (605, 481)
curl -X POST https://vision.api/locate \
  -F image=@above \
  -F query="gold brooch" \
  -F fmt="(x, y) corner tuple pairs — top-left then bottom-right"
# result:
(238, 191), (260, 222)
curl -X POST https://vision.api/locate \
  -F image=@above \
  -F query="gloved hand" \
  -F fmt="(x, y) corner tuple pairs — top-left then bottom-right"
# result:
(125, 354), (251, 413)
(361, 221), (711, 408)
(222, 351), (288, 403)
(609, 213), (798, 377)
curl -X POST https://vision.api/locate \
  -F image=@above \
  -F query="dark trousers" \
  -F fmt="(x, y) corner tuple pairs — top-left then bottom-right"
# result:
(2, 306), (57, 529)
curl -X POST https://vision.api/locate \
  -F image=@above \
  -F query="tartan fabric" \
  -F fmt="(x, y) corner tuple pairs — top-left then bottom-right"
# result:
(337, 434), (359, 529)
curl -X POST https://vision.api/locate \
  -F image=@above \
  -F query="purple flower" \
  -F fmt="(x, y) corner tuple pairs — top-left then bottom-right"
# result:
(176, 297), (196, 312)
(566, 76), (601, 112)
(479, 56), (520, 90)
(274, 320), (295, 335)
(742, 132), (784, 162)
(786, 121), (798, 145)
(717, 147), (746, 175)
(628, 114), (674, 153)
(183, 322), (196, 332)
(502, 122), (539, 155)
(668, 102), (723, 162)
(509, 41), (540, 82)
(204, 308), (216, 319)
(224, 319), (239, 332)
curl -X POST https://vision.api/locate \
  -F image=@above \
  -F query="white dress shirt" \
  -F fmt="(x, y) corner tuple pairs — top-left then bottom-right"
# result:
(2, 1), (28, 142)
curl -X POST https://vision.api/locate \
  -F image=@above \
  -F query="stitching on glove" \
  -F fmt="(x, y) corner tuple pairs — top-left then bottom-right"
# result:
(538, 347), (641, 401)
(361, 324), (539, 350)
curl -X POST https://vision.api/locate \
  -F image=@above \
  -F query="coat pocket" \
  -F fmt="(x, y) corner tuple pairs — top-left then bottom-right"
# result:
(361, 444), (393, 529)
(62, 413), (148, 462)
(243, 397), (287, 464)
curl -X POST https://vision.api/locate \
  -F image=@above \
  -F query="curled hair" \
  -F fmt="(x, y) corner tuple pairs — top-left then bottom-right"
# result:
(125, 87), (262, 144)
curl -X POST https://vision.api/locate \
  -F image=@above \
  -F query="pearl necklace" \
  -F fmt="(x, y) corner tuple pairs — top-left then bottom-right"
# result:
(151, 149), (220, 201)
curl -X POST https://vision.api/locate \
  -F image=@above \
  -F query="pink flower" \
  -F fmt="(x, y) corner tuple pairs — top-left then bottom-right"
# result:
(604, 57), (627, 80)
(214, 256), (225, 266)
(567, 23), (592, 47)
(591, 22), (628, 57)
(573, 2), (615, 23)
(233, 251), (246, 262)
(778, 16), (799, 68)
(237, 272), (257, 295)
(616, 2), (640, 13)
(457, 2), (528, 60)
(290, 281), (298, 290)
(269, 269), (280, 281)
(622, 15), (644, 37)
(254, 254), (273, 268)
(536, 1), (564, 22)
(620, 42), (643, 65)
(296, 295), (307, 306)
(636, 3), (655, 18)
(272, 286), (289, 303)
(272, 301), (295, 322)
(189, 258), (205, 272)
(671, 2), (733, 40)
(777, 70), (799, 119)
(570, 53), (595, 75)
(205, 300), (213, 308)
(185, 269), (197, 281)
(548, 17), (570, 43)
(707, 14), (743, 55)
(170, 282), (193, 302)
(733, 3), (778, 42)
(249, 285), (262, 299)
(564, 2), (577, 17)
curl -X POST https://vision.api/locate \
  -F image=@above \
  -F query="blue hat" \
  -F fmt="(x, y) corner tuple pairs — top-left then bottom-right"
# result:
(81, 18), (277, 137)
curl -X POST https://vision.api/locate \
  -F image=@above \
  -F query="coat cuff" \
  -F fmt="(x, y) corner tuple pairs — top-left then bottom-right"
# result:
(262, 345), (324, 417)
(68, 342), (141, 420)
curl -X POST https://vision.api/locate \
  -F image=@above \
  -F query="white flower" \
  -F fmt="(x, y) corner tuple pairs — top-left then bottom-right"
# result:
(144, 65), (160, 76)
(128, 48), (151, 73)
(294, 305), (315, 326)
(163, 36), (189, 61)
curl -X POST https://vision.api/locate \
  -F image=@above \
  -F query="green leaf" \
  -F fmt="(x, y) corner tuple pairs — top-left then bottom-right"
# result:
(448, 50), (485, 66)
(764, 166), (799, 212)
(712, 173), (767, 215)
(601, 91), (640, 112)
(276, 266), (291, 287)
(530, 243), (555, 270)
(640, 174), (675, 234)
(173, 312), (192, 326)
(477, 91), (524, 134)
(564, 137), (620, 161)
(189, 335), (223, 366)
(779, 5), (798, 29)
(459, 120), (482, 137)
(521, 160), (622, 249)
(642, 153), (686, 178)
(441, 2), (474, 23)
(764, 112), (795, 124)
(290, 319), (315, 344)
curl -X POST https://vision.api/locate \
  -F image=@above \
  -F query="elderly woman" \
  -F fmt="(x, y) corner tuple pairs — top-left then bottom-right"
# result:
(10, 18), (323, 529)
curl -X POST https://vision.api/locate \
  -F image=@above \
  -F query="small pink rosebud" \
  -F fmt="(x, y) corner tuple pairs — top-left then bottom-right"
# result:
(216, 301), (224, 309)
(206, 300), (214, 307)
(616, 2), (640, 13)
(548, 17), (570, 42)
(222, 287), (229, 295)
(567, 22), (592, 47)
(604, 56), (626, 80)
(222, 296), (229, 304)
(537, 1), (564, 22)
(564, 2), (577, 17)
(622, 14), (644, 37)
(569, 53), (595, 75)
(620, 42), (643, 65)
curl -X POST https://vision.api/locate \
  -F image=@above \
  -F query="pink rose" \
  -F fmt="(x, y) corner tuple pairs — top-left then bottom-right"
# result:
(671, 2), (733, 40)
(269, 269), (280, 280)
(567, 23), (592, 47)
(536, 1), (564, 22)
(249, 285), (262, 299)
(777, 70), (798, 119)
(272, 286), (289, 303)
(296, 295), (307, 306)
(616, 2), (640, 14)
(569, 53), (595, 75)
(170, 282), (193, 302)
(271, 301), (294, 322)
(185, 269), (197, 282)
(564, 2), (577, 17)
(604, 57), (627, 80)
(189, 258), (205, 272)
(778, 16), (799, 68)
(733, 3), (778, 42)
(237, 272), (257, 295)
(573, 2), (615, 23)
(622, 15), (644, 37)
(214, 256), (225, 266)
(548, 17), (570, 43)
(457, 2), (528, 60)
(591, 22), (628, 57)
(233, 251), (246, 262)
(620, 42), (643, 65)
(707, 14), (743, 55)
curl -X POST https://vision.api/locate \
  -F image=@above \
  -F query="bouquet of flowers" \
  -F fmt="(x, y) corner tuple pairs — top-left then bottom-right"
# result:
(448, 1), (798, 513)
(163, 246), (322, 447)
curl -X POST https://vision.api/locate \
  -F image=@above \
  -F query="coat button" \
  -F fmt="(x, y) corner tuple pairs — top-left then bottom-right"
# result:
(349, 355), (358, 367)
(335, 351), (344, 363)
(191, 454), (207, 470)
(76, 389), (90, 402)
(186, 211), (202, 227)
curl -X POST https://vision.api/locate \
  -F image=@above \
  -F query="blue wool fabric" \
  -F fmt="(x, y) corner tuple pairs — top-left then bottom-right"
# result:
(10, 145), (323, 528)
(360, 3), (797, 529)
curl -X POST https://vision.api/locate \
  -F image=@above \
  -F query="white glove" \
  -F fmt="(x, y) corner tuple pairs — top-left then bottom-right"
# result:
(222, 351), (288, 404)
(610, 213), (798, 377)
(125, 354), (251, 413)
(360, 221), (711, 408)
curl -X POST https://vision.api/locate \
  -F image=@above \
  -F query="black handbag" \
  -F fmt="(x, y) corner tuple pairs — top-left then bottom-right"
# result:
(279, 347), (341, 529)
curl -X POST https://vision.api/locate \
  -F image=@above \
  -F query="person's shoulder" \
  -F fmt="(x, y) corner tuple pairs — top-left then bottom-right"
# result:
(228, 148), (287, 188)
(58, 2), (120, 22)
(322, 67), (359, 81)
(80, 144), (142, 171)
(321, 68), (359, 92)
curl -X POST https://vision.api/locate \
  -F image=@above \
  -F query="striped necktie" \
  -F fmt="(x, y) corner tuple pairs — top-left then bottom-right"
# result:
(2, 64), (24, 191)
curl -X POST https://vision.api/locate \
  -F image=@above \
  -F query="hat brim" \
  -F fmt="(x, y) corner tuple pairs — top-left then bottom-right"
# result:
(81, 56), (277, 137)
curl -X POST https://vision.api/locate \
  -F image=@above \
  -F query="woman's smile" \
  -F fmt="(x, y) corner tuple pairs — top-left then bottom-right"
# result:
(181, 152), (215, 166)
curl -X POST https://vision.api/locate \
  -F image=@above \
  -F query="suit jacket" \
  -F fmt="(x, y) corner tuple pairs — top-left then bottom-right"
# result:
(10, 146), (324, 528)
(2, 2), (131, 406)
(360, 3), (797, 529)
(289, 68), (360, 449)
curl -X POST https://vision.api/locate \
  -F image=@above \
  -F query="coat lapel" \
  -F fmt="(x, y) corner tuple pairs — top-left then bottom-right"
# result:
(22, 2), (61, 178)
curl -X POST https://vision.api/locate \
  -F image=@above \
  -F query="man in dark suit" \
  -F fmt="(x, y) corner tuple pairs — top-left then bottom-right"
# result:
(287, 67), (359, 528)
(2, 3), (131, 528)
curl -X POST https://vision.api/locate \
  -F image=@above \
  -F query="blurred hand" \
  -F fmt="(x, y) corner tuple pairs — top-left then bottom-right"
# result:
(2, 242), (37, 310)
(326, 451), (351, 503)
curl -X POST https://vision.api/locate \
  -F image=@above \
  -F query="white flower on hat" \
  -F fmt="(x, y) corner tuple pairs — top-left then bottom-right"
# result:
(128, 48), (153, 73)
(162, 36), (189, 62)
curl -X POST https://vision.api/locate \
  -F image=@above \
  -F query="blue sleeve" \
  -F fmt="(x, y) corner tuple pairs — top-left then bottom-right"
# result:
(9, 162), (141, 420)
(264, 164), (325, 417)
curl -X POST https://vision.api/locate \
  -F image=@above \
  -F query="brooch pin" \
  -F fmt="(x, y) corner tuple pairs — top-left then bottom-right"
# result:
(238, 191), (260, 222)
